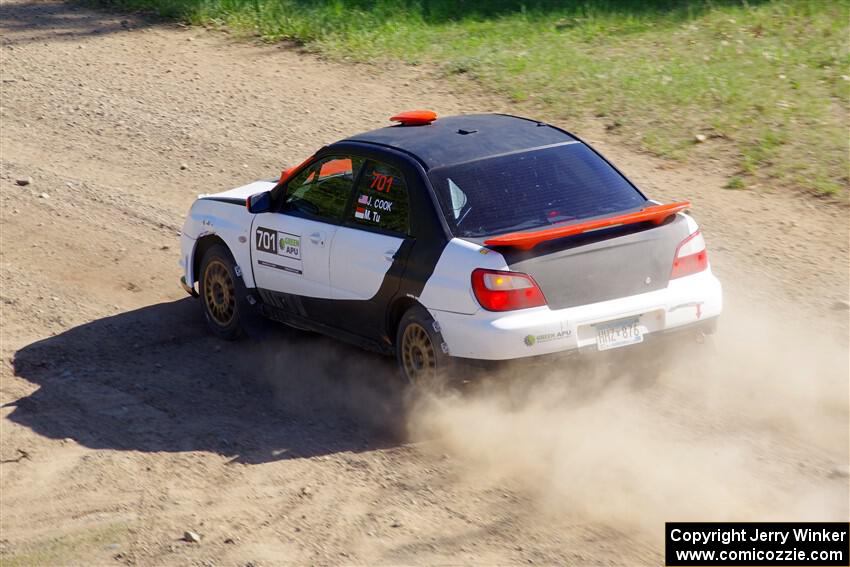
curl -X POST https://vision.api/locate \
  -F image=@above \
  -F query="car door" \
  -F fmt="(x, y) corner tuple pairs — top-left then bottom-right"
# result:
(329, 159), (412, 335)
(251, 155), (362, 306)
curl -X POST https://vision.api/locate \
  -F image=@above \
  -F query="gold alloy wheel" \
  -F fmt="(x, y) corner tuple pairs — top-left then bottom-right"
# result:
(401, 323), (436, 384)
(203, 259), (236, 327)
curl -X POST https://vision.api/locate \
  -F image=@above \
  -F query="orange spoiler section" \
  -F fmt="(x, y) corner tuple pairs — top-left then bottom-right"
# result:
(277, 155), (352, 186)
(277, 154), (316, 185)
(483, 201), (691, 251)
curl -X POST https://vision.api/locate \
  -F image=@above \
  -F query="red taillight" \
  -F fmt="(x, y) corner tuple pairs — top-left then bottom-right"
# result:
(471, 268), (547, 311)
(671, 230), (708, 279)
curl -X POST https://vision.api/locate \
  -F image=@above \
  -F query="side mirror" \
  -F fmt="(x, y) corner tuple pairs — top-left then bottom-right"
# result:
(246, 191), (272, 214)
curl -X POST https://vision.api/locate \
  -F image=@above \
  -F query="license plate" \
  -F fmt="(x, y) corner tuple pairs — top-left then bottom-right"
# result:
(595, 317), (643, 351)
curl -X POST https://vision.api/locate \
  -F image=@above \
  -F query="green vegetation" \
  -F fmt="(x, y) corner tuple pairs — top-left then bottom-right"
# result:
(95, 0), (849, 198)
(725, 175), (746, 190)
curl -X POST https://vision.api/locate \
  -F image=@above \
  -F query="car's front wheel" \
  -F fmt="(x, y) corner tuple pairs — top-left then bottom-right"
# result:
(395, 305), (452, 390)
(199, 244), (244, 340)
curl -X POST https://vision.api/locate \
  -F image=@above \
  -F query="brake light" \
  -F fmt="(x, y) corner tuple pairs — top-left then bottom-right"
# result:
(471, 268), (547, 311)
(671, 230), (708, 279)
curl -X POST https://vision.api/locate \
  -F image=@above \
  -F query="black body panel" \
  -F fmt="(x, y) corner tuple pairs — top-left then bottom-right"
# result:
(257, 289), (394, 354)
(202, 196), (244, 206)
(294, 238), (414, 344)
(496, 215), (690, 310)
(343, 114), (576, 170)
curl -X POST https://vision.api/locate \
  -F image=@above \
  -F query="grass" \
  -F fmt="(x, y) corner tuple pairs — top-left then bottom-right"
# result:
(93, 0), (849, 199)
(725, 175), (746, 190)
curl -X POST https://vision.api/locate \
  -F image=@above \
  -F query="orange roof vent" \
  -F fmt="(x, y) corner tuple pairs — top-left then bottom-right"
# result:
(390, 110), (437, 126)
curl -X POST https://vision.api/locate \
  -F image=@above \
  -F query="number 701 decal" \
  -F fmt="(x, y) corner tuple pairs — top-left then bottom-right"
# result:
(370, 172), (393, 193)
(256, 227), (301, 263)
(256, 227), (277, 253)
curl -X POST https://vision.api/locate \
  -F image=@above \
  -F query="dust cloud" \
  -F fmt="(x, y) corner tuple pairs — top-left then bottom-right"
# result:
(245, 326), (409, 439)
(243, 296), (848, 539)
(405, 296), (849, 538)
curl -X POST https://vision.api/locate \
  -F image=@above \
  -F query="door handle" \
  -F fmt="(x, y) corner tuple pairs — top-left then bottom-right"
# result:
(384, 250), (397, 262)
(309, 232), (324, 246)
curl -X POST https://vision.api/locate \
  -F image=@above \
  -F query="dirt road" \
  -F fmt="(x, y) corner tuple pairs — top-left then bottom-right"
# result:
(1, 1), (848, 565)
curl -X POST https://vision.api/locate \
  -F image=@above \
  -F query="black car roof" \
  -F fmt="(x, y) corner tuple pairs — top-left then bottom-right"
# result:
(340, 113), (578, 170)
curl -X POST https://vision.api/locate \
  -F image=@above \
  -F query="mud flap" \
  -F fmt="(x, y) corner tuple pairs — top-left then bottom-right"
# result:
(232, 265), (271, 340)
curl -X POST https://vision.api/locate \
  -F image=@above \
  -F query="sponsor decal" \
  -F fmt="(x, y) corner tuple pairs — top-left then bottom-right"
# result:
(524, 329), (572, 347)
(278, 233), (300, 260)
(478, 248), (491, 255)
(256, 227), (302, 274)
(257, 259), (302, 275)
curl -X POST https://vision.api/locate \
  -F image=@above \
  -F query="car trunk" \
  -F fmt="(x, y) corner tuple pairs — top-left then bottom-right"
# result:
(493, 215), (690, 310)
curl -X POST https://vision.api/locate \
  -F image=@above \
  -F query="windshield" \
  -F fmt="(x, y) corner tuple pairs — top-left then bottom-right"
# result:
(428, 142), (646, 237)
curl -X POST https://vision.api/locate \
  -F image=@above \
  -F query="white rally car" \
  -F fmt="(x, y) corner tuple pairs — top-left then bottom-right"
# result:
(180, 111), (721, 384)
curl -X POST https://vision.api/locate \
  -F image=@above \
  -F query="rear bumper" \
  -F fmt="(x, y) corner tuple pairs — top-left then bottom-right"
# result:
(430, 268), (722, 361)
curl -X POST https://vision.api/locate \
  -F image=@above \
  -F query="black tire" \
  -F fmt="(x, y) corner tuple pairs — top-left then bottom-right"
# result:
(395, 304), (453, 390)
(198, 244), (245, 340)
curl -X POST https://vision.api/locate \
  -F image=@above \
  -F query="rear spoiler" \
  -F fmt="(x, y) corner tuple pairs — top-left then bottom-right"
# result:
(483, 201), (690, 251)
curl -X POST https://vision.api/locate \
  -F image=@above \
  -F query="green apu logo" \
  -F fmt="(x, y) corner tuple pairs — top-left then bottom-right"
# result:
(278, 236), (300, 259)
(525, 330), (571, 347)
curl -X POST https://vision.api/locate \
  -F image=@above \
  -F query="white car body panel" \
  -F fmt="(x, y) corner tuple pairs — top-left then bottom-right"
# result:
(180, 180), (276, 289)
(202, 180), (277, 201)
(330, 226), (404, 300)
(417, 238), (509, 314)
(430, 265), (722, 360)
(251, 211), (337, 298)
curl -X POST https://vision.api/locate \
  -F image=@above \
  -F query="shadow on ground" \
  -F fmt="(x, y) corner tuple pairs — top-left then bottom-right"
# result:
(8, 298), (408, 464)
(0, 0), (167, 46)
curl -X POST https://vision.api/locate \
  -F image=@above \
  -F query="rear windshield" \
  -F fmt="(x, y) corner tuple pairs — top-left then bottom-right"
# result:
(428, 142), (646, 237)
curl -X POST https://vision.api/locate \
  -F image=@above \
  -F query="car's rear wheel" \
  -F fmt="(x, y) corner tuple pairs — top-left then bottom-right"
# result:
(199, 244), (244, 340)
(395, 305), (452, 390)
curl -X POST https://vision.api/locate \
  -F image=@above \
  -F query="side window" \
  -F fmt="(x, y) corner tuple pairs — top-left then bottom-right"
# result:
(286, 156), (363, 222)
(350, 161), (410, 235)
